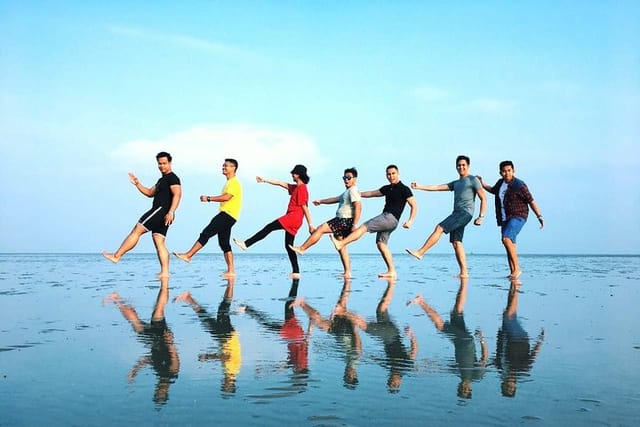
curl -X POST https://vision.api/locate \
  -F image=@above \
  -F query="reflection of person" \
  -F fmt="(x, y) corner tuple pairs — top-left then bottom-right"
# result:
(477, 160), (544, 279)
(174, 158), (242, 278)
(495, 280), (545, 397)
(407, 277), (488, 399)
(234, 165), (314, 278)
(292, 279), (366, 389)
(241, 279), (309, 379)
(365, 279), (418, 393)
(173, 278), (241, 395)
(103, 151), (182, 278)
(103, 276), (180, 405)
(289, 167), (362, 278)
(330, 165), (417, 278)
(406, 155), (486, 278)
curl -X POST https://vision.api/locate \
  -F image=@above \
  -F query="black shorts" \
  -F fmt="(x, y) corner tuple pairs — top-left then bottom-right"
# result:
(138, 206), (170, 236)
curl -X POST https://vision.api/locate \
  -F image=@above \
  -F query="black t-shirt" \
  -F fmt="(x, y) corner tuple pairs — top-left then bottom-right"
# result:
(152, 172), (181, 209)
(379, 181), (413, 220)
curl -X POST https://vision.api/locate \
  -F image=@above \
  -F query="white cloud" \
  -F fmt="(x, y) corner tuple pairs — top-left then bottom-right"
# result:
(110, 123), (328, 176)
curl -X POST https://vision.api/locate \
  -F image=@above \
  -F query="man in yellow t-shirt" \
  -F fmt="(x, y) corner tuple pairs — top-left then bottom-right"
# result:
(174, 158), (242, 277)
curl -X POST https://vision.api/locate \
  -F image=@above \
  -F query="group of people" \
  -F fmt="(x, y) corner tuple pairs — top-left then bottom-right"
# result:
(102, 152), (544, 280)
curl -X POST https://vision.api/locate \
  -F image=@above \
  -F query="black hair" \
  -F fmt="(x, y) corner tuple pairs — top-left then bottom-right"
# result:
(225, 158), (238, 170)
(344, 167), (358, 177)
(156, 151), (172, 162)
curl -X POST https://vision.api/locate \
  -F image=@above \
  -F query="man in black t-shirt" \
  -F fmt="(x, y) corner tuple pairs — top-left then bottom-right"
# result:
(331, 164), (417, 278)
(103, 151), (182, 278)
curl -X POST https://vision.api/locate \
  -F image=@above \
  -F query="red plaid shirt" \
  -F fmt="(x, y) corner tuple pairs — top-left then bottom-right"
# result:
(489, 178), (534, 226)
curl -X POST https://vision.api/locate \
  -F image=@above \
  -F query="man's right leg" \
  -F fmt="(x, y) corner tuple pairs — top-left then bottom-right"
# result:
(406, 224), (444, 260)
(103, 224), (148, 262)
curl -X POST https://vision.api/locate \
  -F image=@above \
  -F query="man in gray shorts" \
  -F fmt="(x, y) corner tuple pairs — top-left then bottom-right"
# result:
(406, 155), (487, 278)
(331, 164), (417, 278)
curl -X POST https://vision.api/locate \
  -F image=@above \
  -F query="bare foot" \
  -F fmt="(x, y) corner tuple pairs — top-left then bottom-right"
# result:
(329, 235), (343, 251)
(102, 292), (121, 305)
(338, 272), (352, 279)
(455, 272), (469, 278)
(172, 291), (192, 303)
(406, 294), (424, 306)
(405, 249), (423, 260)
(378, 271), (397, 279)
(102, 252), (120, 263)
(289, 272), (301, 279)
(289, 245), (306, 255)
(233, 238), (248, 251)
(173, 252), (191, 263)
(289, 298), (305, 308)
(221, 271), (236, 278)
(509, 269), (522, 279)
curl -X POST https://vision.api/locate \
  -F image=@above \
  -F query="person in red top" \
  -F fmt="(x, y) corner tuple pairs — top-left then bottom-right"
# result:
(234, 165), (314, 278)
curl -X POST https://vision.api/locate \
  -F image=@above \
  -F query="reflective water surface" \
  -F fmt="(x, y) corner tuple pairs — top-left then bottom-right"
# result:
(1, 253), (639, 426)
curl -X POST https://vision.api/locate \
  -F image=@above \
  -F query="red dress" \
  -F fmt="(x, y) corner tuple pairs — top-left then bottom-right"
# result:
(277, 183), (308, 235)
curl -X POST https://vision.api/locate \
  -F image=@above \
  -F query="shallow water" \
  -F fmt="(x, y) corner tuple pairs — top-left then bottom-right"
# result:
(1, 253), (639, 426)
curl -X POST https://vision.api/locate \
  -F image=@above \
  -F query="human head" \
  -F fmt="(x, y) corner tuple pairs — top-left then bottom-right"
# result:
(456, 155), (470, 177)
(499, 160), (515, 182)
(342, 167), (358, 187)
(156, 152), (172, 174)
(156, 151), (172, 162)
(223, 158), (238, 177)
(385, 164), (400, 184)
(225, 158), (238, 170)
(290, 164), (310, 184)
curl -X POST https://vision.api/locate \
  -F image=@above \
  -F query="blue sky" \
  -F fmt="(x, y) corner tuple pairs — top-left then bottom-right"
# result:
(1, 1), (638, 255)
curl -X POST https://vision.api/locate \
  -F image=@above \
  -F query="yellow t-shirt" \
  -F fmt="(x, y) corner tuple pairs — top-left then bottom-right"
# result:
(220, 176), (242, 220)
(222, 332), (242, 376)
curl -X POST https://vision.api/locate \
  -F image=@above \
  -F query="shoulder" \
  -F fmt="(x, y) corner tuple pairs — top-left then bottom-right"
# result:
(166, 172), (181, 185)
(398, 181), (413, 195)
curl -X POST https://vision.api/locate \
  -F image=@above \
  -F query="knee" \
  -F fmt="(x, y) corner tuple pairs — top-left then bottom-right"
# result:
(501, 236), (513, 246)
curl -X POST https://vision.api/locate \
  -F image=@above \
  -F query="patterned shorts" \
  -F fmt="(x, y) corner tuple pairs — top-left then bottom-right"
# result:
(327, 217), (354, 239)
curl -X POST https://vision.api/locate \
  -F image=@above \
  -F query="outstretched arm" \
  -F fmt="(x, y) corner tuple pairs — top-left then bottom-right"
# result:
(411, 182), (449, 192)
(476, 176), (496, 193)
(313, 196), (340, 206)
(360, 189), (383, 198)
(129, 172), (156, 197)
(256, 176), (289, 189)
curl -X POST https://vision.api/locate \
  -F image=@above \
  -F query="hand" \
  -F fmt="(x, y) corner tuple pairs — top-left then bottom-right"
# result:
(312, 200), (321, 206)
(128, 172), (139, 185)
(308, 225), (315, 234)
(200, 195), (208, 202)
(538, 216), (544, 229)
(410, 182), (419, 189)
(255, 176), (265, 183)
(474, 217), (484, 226)
(164, 211), (175, 226)
(402, 219), (412, 229)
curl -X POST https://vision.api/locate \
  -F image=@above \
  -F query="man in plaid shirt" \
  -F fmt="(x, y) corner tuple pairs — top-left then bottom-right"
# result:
(478, 161), (544, 280)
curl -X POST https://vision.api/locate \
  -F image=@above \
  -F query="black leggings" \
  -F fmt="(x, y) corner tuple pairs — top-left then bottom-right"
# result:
(197, 212), (236, 252)
(245, 219), (299, 273)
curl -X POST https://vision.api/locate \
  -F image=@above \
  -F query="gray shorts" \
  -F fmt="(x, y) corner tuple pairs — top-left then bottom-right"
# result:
(364, 212), (398, 245)
(439, 210), (472, 243)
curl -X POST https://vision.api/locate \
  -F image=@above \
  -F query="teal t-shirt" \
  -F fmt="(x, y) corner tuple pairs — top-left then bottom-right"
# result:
(448, 176), (481, 216)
